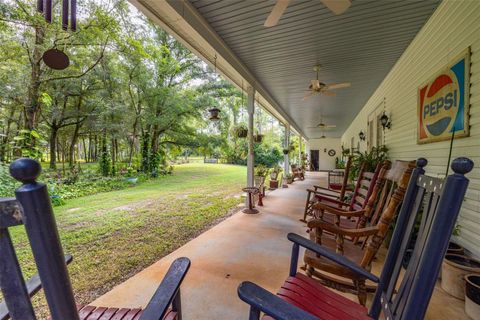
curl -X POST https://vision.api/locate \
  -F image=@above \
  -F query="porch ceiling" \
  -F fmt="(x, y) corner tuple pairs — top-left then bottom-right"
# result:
(133, 0), (440, 138)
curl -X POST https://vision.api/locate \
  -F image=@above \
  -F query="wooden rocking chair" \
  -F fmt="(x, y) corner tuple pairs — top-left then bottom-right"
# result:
(291, 164), (305, 181)
(0, 158), (190, 320)
(303, 160), (415, 305)
(238, 157), (473, 320)
(312, 156), (354, 199)
(310, 160), (414, 238)
(302, 162), (382, 223)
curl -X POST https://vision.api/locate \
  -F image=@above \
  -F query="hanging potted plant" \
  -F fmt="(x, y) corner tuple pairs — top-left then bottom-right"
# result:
(233, 123), (248, 138)
(253, 133), (264, 143)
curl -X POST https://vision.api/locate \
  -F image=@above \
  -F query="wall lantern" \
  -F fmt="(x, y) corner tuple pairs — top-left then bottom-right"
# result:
(209, 107), (221, 121)
(380, 112), (391, 130)
(359, 130), (366, 141)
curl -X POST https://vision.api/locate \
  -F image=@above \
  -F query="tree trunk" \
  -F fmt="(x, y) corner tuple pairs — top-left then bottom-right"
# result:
(49, 125), (59, 169)
(25, 26), (45, 131)
(69, 122), (81, 167)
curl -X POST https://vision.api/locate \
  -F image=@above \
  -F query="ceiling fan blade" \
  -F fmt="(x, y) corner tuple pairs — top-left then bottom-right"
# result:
(326, 82), (351, 90)
(325, 125), (337, 128)
(302, 93), (312, 101)
(320, 0), (351, 15)
(322, 90), (336, 97)
(264, 0), (291, 27)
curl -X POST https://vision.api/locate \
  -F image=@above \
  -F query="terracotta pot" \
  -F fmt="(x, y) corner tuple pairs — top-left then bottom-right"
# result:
(465, 274), (480, 320)
(269, 180), (278, 189)
(441, 254), (480, 299)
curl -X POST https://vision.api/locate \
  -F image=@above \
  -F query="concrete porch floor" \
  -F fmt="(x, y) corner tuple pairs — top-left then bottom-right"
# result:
(92, 172), (468, 319)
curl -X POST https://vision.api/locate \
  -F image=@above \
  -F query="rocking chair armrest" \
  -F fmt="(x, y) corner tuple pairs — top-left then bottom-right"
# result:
(313, 185), (340, 193)
(287, 233), (379, 283)
(307, 220), (379, 237)
(237, 281), (318, 320)
(312, 202), (360, 216)
(0, 255), (73, 320)
(311, 194), (348, 207)
(140, 257), (191, 320)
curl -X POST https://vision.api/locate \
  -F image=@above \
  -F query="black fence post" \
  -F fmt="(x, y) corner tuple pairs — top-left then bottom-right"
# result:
(10, 158), (79, 320)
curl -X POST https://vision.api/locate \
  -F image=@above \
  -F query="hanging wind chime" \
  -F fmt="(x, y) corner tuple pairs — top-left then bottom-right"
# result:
(208, 54), (221, 121)
(37, 0), (77, 70)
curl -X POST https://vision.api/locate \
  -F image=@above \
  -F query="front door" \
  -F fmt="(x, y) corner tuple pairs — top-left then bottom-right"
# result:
(310, 150), (319, 171)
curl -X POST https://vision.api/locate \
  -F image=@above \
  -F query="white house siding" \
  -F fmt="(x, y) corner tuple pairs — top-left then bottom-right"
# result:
(341, 0), (480, 256)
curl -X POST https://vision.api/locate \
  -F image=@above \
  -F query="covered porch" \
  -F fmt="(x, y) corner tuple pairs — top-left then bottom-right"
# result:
(90, 171), (466, 320)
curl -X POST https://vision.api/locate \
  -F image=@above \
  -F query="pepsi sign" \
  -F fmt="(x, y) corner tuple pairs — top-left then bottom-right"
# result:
(417, 48), (470, 144)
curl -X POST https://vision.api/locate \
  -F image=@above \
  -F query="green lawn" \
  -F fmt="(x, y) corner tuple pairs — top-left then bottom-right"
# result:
(9, 163), (246, 316)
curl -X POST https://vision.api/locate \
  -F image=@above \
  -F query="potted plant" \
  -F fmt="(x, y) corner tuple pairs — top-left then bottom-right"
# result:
(465, 274), (480, 320)
(253, 134), (264, 143)
(254, 165), (268, 185)
(441, 254), (480, 299)
(349, 145), (389, 180)
(269, 165), (282, 189)
(233, 123), (248, 138)
(286, 173), (294, 184)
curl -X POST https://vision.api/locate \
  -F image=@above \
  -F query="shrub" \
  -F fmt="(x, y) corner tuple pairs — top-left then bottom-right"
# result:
(0, 163), (16, 197)
(254, 144), (282, 168)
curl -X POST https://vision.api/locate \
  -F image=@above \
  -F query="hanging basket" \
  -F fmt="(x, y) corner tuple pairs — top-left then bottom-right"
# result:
(253, 134), (264, 143)
(235, 127), (248, 138)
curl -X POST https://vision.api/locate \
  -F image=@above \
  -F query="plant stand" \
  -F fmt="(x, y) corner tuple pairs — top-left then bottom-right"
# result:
(242, 187), (260, 214)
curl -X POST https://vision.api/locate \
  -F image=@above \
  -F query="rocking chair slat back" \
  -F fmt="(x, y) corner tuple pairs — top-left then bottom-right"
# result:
(369, 157), (473, 320)
(338, 156), (353, 201)
(362, 160), (416, 229)
(349, 163), (381, 211)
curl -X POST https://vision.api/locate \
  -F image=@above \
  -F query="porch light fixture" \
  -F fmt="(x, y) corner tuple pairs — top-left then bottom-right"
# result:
(380, 112), (391, 130)
(209, 107), (220, 121)
(359, 131), (366, 141)
(208, 54), (221, 121)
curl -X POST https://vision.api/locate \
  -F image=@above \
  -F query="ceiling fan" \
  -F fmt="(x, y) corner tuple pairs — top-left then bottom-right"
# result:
(303, 65), (351, 100)
(264, 0), (352, 28)
(308, 115), (336, 129)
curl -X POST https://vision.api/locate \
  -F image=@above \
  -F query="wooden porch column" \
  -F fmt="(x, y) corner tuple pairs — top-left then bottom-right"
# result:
(299, 136), (303, 166)
(283, 124), (290, 187)
(247, 86), (255, 189)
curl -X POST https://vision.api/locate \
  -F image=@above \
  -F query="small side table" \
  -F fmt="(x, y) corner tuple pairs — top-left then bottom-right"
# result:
(242, 187), (260, 214)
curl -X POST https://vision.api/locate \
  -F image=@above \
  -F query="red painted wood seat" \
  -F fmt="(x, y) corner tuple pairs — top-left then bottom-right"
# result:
(262, 273), (371, 320)
(78, 306), (177, 320)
